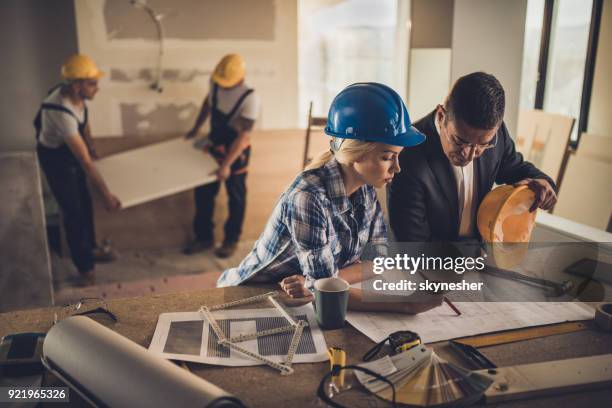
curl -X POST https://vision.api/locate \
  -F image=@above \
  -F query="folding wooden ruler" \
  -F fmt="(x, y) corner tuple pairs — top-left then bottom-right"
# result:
(199, 292), (308, 375)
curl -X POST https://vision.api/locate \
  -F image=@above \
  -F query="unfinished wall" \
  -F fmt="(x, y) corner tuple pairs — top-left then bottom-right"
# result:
(587, 0), (612, 137)
(0, 0), (78, 152)
(74, 0), (298, 138)
(451, 0), (527, 136)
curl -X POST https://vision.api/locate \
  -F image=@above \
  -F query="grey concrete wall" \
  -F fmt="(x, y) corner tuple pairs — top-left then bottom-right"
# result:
(0, 153), (53, 312)
(0, 0), (78, 153)
(451, 0), (527, 136)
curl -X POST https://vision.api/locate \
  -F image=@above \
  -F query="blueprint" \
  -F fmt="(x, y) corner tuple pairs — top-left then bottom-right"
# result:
(347, 301), (594, 344)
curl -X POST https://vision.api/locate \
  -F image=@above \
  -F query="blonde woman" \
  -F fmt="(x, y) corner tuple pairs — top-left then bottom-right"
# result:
(218, 83), (442, 314)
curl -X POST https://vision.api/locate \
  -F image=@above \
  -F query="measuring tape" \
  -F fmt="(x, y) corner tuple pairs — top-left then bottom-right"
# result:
(327, 347), (347, 388)
(363, 330), (422, 361)
(200, 292), (306, 375)
(209, 291), (278, 311)
(284, 321), (307, 370)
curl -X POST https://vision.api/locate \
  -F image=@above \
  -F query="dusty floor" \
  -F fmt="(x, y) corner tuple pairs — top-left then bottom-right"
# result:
(51, 240), (256, 305)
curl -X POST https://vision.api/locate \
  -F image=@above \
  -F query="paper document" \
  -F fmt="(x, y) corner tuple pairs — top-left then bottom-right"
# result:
(347, 302), (594, 344)
(97, 138), (218, 208)
(149, 304), (328, 366)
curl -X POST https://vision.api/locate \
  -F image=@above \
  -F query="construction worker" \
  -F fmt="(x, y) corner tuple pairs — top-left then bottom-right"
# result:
(218, 83), (442, 314)
(35, 54), (121, 286)
(184, 54), (259, 258)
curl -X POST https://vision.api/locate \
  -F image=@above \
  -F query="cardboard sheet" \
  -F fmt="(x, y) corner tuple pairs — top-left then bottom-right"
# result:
(96, 138), (218, 208)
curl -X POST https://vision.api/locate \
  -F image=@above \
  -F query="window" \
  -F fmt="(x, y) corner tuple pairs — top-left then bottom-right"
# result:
(298, 0), (409, 127)
(519, 0), (597, 143)
(544, 0), (593, 141)
(519, 0), (545, 111)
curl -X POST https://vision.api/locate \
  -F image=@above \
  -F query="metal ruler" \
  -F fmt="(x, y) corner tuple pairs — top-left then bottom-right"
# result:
(219, 339), (294, 375)
(478, 353), (612, 403)
(200, 292), (306, 375)
(209, 291), (279, 311)
(284, 320), (306, 370)
(455, 321), (589, 348)
(227, 325), (296, 343)
(199, 306), (226, 341)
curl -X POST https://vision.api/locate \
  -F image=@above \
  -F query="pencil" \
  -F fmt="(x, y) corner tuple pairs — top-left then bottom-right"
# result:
(444, 296), (462, 316)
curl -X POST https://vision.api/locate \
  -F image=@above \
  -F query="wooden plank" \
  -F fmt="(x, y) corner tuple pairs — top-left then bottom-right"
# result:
(516, 110), (574, 185)
(96, 138), (218, 209)
(455, 321), (589, 348)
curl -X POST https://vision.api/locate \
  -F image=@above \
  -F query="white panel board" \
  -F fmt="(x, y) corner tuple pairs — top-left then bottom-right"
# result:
(96, 138), (218, 208)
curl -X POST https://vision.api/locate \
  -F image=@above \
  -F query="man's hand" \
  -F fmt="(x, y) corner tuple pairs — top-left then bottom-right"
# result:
(104, 193), (122, 211)
(279, 275), (314, 300)
(88, 147), (99, 160)
(514, 178), (557, 211)
(185, 128), (198, 140)
(215, 165), (231, 182)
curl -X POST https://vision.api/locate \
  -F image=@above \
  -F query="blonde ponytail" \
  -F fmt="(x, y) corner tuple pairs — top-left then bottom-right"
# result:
(304, 151), (333, 171)
(304, 138), (378, 171)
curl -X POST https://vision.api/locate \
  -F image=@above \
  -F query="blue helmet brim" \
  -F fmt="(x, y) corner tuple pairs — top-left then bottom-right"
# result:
(394, 125), (427, 147)
(325, 125), (426, 148)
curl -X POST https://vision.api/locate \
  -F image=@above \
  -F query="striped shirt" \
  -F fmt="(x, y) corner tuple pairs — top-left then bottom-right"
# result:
(217, 158), (388, 289)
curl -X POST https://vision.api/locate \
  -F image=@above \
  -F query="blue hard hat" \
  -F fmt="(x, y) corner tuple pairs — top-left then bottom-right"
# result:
(325, 82), (426, 147)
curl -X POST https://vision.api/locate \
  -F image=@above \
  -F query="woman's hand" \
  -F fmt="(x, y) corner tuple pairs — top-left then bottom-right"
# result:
(279, 275), (313, 299)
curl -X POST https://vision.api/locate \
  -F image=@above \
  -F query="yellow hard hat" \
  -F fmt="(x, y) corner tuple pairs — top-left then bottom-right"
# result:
(61, 54), (104, 80)
(211, 54), (245, 88)
(477, 185), (537, 268)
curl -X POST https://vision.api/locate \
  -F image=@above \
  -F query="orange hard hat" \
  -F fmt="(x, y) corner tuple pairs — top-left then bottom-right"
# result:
(477, 185), (537, 268)
(61, 54), (104, 80)
(211, 54), (245, 88)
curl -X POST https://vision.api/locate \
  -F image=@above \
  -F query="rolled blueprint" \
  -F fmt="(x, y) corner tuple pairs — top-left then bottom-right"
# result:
(43, 316), (244, 407)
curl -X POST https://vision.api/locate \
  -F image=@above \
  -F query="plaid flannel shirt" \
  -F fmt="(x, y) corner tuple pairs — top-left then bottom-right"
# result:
(217, 158), (388, 289)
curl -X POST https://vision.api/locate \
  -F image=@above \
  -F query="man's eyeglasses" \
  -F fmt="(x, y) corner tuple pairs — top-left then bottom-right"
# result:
(448, 132), (497, 152)
(438, 105), (498, 152)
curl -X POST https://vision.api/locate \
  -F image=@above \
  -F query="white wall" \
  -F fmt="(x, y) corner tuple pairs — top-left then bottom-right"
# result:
(451, 0), (527, 136)
(587, 0), (612, 137)
(74, 0), (298, 137)
(408, 48), (452, 120)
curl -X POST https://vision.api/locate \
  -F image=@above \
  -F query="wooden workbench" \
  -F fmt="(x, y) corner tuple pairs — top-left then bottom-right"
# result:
(1, 286), (611, 407)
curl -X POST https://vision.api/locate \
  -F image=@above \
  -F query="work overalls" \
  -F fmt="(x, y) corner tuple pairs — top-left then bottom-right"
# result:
(35, 89), (96, 273)
(193, 84), (254, 245)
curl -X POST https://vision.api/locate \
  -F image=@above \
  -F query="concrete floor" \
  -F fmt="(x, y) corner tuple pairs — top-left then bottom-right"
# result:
(52, 240), (256, 305)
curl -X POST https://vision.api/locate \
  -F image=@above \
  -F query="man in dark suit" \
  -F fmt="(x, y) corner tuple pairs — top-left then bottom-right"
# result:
(388, 72), (557, 242)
